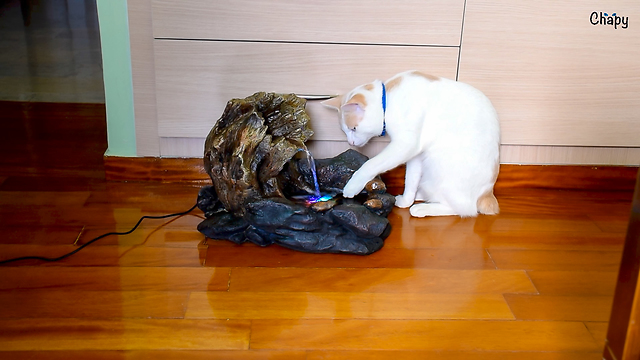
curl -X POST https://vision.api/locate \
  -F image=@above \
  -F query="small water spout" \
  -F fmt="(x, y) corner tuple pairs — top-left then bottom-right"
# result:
(298, 148), (321, 198)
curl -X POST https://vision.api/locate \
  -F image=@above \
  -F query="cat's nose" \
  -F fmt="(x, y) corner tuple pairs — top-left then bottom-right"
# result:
(346, 134), (356, 146)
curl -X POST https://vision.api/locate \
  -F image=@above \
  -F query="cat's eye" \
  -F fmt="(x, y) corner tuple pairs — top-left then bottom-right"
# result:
(350, 127), (356, 131)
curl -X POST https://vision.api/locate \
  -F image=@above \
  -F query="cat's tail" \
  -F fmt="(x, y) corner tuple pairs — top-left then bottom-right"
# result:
(477, 191), (500, 215)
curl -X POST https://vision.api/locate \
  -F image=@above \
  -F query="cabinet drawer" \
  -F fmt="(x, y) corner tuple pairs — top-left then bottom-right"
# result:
(151, 0), (464, 46)
(154, 40), (459, 139)
(459, 0), (640, 147)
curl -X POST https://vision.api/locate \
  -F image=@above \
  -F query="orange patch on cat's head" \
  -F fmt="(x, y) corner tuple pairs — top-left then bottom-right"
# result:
(412, 71), (440, 81)
(344, 112), (361, 129)
(364, 84), (375, 91)
(343, 93), (367, 129)
(346, 93), (367, 107)
(385, 76), (403, 91)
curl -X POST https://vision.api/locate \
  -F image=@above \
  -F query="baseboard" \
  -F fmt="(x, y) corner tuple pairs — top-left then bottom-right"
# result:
(379, 164), (639, 193)
(494, 164), (639, 191)
(104, 156), (209, 183)
(104, 156), (639, 193)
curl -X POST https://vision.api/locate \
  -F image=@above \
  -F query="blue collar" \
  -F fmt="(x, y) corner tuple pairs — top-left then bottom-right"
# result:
(380, 82), (387, 137)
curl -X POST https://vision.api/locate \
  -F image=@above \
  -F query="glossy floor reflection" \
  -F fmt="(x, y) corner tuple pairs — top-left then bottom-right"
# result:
(0, 0), (104, 103)
(0, 101), (633, 359)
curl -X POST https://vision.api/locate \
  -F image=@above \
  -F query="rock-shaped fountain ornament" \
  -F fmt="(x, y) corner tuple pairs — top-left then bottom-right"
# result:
(197, 92), (395, 255)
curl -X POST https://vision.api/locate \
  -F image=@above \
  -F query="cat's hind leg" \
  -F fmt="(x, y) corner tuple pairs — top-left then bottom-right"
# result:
(409, 191), (478, 218)
(415, 187), (428, 201)
(477, 191), (500, 215)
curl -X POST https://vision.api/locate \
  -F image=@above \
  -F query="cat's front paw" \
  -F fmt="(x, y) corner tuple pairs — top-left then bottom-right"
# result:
(342, 179), (365, 198)
(395, 195), (415, 208)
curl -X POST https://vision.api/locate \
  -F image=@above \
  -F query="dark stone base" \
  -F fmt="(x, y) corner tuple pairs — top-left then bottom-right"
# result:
(197, 195), (392, 255)
(197, 149), (395, 255)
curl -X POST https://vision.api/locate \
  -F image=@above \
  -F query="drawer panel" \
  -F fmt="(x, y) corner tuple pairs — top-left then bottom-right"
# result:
(459, 0), (640, 147)
(151, 0), (464, 46)
(154, 40), (459, 139)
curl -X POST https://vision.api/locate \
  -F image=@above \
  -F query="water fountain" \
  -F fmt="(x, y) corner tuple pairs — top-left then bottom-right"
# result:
(196, 92), (395, 255)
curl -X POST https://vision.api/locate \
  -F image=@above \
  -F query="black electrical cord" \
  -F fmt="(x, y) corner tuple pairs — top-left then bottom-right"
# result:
(0, 202), (199, 266)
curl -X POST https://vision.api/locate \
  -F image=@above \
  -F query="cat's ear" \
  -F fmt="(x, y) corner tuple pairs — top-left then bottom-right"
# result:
(341, 99), (365, 128)
(344, 93), (366, 108)
(341, 93), (366, 116)
(341, 103), (363, 114)
(321, 96), (342, 111)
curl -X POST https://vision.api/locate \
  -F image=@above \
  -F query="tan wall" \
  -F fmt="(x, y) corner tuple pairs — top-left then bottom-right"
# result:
(128, 0), (640, 165)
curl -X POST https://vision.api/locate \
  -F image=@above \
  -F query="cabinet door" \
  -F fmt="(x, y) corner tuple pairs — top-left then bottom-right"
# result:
(459, 0), (640, 147)
(151, 0), (464, 46)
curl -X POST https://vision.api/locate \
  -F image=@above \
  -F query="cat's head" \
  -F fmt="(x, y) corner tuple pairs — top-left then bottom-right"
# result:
(322, 80), (385, 147)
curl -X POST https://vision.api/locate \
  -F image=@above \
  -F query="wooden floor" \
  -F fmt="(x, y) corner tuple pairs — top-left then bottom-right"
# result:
(0, 101), (634, 359)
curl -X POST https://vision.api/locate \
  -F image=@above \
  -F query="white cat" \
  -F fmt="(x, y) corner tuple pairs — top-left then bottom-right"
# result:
(322, 70), (500, 217)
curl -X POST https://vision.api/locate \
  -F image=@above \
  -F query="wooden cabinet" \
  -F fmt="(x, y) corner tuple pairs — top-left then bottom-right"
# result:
(127, 0), (640, 163)
(149, 0), (464, 158)
(605, 169), (640, 359)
